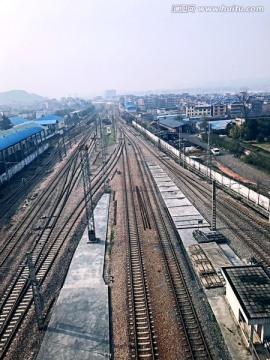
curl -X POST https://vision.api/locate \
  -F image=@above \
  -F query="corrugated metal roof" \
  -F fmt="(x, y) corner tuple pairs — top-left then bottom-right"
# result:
(34, 119), (58, 125)
(157, 114), (178, 119)
(125, 102), (137, 111)
(0, 123), (45, 151)
(159, 118), (186, 128)
(207, 119), (234, 130)
(9, 116), (29, 126)
(35, 114), (64, 121)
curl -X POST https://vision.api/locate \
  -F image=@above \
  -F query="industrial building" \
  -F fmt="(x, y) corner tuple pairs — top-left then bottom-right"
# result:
(0, 122), (49, 185)
(34, 114), (65, 137)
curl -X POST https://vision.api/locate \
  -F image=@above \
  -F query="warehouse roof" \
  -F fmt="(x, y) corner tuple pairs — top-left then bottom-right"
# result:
(159, 118), (186, 129)
(222, 266), (270, 323)
(0, 122), (45, 151)
(35, 114), (64, 122)
(207, 119), (234, 130)
(34, 119), (59, 126)
(9, 116), (29, 126)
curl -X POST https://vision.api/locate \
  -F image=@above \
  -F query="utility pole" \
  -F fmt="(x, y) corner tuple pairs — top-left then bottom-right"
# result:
(79, 145), (96, 242)
(268, 191), (270, 224)
(211, 180), (217, 231)
(62, 131), (67, 157)
(22, 178), (28, 204)
(27, 252), (45, 330)
(182, 140), (185, 168)
(56, 123), (63, 161)
(207, 123), (212, 178)
(100, 123), (108, 191)
(178, 125), (181, 165)
(157, 119), (161, 150)
(112, 115), (117, 143)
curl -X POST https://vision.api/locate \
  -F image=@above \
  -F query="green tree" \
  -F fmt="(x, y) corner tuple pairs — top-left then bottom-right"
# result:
(229, 124), (241, 139)
(257, 133), (264, 143)
(199, 115), (208, 131)
(65, 114), (73, 127)
(243, 118), (258, 141)
(0, 115), (13, 130)
(72, 113), (80, 123)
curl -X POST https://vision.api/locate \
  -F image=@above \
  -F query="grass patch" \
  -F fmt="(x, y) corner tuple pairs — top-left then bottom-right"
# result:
(252, 143), (270, 152)
(110, 230), (115, 245)
(107, 134), (116, 146)
(242, 153), (270, 174)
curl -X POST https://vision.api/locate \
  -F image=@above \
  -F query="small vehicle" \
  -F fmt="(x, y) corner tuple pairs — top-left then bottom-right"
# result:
(211, 148), (220, 155)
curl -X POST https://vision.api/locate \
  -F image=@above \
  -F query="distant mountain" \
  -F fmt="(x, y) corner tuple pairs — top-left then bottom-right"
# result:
(119, 78), (270, 97)
(0, 90), (45, 105)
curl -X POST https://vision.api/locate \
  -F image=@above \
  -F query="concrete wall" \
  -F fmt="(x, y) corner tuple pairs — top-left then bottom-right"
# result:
(225, 280), (244, 323)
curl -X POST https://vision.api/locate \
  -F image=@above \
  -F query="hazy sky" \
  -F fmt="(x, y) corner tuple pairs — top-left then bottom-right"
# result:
(0, 0), (269, 98)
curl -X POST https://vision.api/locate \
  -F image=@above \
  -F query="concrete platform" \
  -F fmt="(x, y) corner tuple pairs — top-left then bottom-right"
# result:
(148, 161), (253, 360)
(37, 194), (111, 360)
(148, 164), (209, 230)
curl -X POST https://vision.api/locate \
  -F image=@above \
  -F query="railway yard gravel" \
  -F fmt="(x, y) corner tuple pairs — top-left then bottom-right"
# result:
(1, 126), (269, 360)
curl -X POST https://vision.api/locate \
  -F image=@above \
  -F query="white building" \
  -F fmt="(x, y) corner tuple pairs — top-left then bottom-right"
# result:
(221, 265), (270, 353)
(186, 104), (212, 117)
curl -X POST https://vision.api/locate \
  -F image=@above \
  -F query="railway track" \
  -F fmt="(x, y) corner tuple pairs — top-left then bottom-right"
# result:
(0, 131), (96, 275)
(128, 124), (270, 267)
(122, 139), (158, 359)
(0, 133), (123, 358)
(158, 157), (270, 266)
(0, 120), (86, 220)
(124, 130), (213, 359)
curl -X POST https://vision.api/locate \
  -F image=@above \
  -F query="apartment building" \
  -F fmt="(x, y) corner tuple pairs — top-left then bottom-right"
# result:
(212, 103), (226, 117)
(185, 104), (212, 117)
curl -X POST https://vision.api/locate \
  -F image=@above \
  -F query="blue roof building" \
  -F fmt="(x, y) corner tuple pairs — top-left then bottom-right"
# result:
(125, 102), (137, 112)
(207, 119), (234, 130)
(34, 119), (60, 126)
(34, 114), (65, 131)
(0, 123), (45, 151)
(9, 116), (29, 126)
(35, 114), (64, 122)
(159, 118), (186, 129)
(0, 122), (49, 184)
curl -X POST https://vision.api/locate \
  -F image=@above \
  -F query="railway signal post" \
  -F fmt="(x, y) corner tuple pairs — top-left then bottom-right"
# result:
(207, 124), (212, 179)
(211, 180), (217, 231)
(79, 144), (96, 242)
